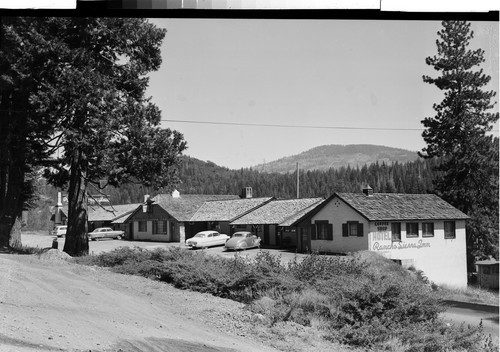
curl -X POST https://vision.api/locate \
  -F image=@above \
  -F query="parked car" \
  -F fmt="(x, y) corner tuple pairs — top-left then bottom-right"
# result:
(224, 231), (261, 251)
(88, 227), (124, 241)
(185, 230), (230, 249)
(52, 225), (67, 238)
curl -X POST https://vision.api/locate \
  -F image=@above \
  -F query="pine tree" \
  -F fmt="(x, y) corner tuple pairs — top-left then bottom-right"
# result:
(420, 21), (499, 267)
(0, 18), (187, 255)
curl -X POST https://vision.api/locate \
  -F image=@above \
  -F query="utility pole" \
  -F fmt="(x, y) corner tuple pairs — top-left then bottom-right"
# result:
(296, 162), (300, 199)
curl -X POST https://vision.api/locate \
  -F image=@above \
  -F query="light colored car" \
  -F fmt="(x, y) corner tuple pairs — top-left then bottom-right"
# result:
(185, 231), (230, 249)
(88, 227), (124, 241)
(224, 231), (261, 251)
(52, 225), (67, 238)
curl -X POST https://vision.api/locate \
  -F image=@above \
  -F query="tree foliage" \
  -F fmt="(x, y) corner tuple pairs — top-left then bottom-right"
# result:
(420, 21), (499, 265)
(0, 17), (186, 255)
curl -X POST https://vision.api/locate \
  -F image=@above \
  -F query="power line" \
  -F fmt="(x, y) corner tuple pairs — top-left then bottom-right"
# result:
(161, 119), (500, 134)
(160, 119), (423, 131)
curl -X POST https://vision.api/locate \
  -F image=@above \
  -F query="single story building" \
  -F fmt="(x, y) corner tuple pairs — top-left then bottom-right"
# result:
(230, 198), (324, 249)
(293, 187), (470, 288)
(124, 190), (243, 243)
(475, 258), (499, 290)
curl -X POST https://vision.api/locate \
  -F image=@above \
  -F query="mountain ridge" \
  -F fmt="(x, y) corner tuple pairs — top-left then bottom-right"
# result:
(252, 144), (419, 173)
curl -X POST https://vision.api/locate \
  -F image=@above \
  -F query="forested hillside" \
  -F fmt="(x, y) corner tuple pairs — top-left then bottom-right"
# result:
(253, 144), (420, 173)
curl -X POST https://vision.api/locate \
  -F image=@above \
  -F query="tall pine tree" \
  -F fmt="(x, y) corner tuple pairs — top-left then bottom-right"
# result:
(420, 21), (499, 269)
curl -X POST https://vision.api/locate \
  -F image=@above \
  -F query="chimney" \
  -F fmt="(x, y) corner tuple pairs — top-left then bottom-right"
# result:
(362, 186), (374, 197)
(240, 187), (253, 199)
(142, 194), (150, 213)
(55, 192), (62, 225)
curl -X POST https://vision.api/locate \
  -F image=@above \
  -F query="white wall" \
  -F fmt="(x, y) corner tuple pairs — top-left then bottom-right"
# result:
(310, 197), (369, 253)
(368, 219), (467, 288)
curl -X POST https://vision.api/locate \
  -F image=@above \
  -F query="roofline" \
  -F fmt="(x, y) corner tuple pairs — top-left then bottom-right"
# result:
(232, 197), (324, 226)
(289, 193), (370, 226)
(188, 197), (275, 222)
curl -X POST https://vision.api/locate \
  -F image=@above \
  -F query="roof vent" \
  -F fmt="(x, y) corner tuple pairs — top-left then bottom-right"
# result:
(362, 186), (374, 197)
(172, 189), (180, 198)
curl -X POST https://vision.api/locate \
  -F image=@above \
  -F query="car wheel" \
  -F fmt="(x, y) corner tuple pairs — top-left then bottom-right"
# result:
(116, 235), (122, 240)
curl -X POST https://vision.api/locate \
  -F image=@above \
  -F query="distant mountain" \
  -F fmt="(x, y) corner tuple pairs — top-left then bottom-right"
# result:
(253, 144), (420, 174)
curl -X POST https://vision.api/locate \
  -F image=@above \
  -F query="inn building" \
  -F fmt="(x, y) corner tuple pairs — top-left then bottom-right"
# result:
(294, 187), (470, 288)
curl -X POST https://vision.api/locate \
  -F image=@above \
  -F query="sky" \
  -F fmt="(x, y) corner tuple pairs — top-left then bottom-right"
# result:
(145, 18), (499, 170)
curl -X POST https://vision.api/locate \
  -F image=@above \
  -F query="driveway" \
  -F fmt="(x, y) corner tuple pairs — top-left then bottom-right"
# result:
(441, 300), (499, 341)
(20, 232), (307, 263)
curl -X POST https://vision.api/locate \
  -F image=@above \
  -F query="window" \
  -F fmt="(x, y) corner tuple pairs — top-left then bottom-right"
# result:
(152, 221), (168, 234)
(444, 221), (456, 239)
(311, 221), (333, 240)
(391, 222), (401, 242)
(422, 222), (434, 237)
(342, 221), (364, 237)
(317, 222), (328, 240)
(406, 222), (418, 238)
(483, 266), (490, 275)
(138, 220), (147, 232)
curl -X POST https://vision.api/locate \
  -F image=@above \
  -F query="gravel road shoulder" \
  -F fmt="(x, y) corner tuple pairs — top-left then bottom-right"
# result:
(0, 250), (341, 352)
(0, 251), (277, 352)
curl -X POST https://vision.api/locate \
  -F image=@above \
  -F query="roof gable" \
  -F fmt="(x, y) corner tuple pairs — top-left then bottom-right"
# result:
(335, 193), (470, 221)
(190, 197), (273, 222)
(231, 198), (324, 225)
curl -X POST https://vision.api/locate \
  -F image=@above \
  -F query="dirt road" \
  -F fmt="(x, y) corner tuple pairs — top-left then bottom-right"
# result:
(0, 251), (281, 352)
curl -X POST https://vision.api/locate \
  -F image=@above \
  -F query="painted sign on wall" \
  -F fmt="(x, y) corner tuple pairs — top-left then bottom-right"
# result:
(371, 232), (431, 251)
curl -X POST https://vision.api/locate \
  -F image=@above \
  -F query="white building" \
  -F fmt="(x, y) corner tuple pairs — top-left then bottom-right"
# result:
(300, 187), (470, 288)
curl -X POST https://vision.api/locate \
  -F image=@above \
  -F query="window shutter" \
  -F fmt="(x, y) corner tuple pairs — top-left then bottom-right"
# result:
(342, 223), (348, 237)
(357, 223), (364, 237)
(311, 224), (317, 240)
(327, 223), (333, 241)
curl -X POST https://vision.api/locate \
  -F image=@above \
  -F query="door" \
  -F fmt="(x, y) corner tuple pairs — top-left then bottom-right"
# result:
(129, 222), (134, 240)
(264, 225), (270, 245)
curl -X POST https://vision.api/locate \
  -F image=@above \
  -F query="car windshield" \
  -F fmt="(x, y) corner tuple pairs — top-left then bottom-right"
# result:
(193, 233), (206, 238)
(233, 233), (246, 237)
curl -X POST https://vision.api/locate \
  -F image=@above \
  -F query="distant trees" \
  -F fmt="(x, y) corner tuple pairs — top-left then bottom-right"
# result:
(420, 21), (499, 266)
(172, 156), (435, 199)
(0, 18), (186, 255)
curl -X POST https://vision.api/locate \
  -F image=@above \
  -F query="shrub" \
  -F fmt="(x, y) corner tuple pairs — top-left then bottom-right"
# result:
(76, 248), (496, 352)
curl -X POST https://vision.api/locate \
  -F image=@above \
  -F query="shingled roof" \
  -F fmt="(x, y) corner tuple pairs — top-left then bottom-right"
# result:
(231, 198), (324, 225)
(335, 193), (470, 221)
(190, 197), (273, 222)
(279, 199), (326, 226)
(88, 204), (141, 222)
(153, 193), (241, 222)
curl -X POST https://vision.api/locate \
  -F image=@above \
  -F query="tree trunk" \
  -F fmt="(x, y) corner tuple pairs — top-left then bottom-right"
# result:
(63, 148), (89, 256)
(0, 91), (27, 250)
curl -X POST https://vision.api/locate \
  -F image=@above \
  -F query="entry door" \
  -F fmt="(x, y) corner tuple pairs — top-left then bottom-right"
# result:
(129, 222), (134, 240)
(264, 225), (270, 245)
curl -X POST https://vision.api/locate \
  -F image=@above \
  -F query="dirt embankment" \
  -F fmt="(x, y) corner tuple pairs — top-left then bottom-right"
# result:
(0, 251), (278, 352)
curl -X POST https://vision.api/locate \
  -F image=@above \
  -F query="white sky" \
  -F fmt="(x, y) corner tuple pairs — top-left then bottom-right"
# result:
(146, 18), (499, 169)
